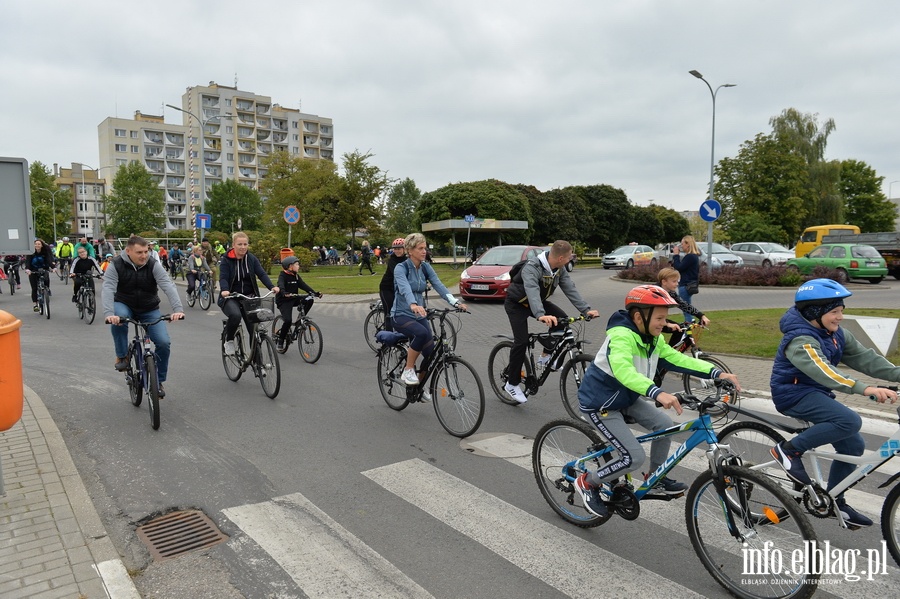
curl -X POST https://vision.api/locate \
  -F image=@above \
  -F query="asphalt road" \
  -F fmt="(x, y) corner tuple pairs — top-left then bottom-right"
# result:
(7, 268), (900, 598)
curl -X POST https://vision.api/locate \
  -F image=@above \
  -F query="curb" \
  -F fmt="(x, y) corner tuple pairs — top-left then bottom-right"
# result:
(25, 386), (141, 599)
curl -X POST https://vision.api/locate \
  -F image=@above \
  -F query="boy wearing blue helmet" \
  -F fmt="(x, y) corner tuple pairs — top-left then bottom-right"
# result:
(770, 278), (900, 527)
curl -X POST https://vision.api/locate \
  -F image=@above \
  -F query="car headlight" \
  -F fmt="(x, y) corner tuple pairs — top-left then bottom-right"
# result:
(496, 272), (511, 281)
(460, 270), (470, 279)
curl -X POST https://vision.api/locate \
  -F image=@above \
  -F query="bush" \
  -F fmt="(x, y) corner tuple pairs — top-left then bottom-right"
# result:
(616, 264), (846, 287)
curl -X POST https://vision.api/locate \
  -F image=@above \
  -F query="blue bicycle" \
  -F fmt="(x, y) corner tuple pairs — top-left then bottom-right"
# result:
(532, 383), (819, 599)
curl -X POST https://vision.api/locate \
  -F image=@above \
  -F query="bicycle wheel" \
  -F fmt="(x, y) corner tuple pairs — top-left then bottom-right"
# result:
(127, 347), (143, 407)
(145, 354), (161, 430)
(270, 316), (288, 354)
(683, 354), (739, 422)
(85, 291), (96, 325)
(255, 334), (281, 399)
(431, 356), (485, 438)
(364, 307), (385, 352)
(44, 287), (51, 319)
(686, 466), (818, 599)
(222, 328), (244, 382)
(559, 354), (593, 421)
(881, 483), (900, 567)
(186, 287), (196, 308)
(76, 293), (85, 319)
(441, 317), (458, 352)
(717, 421), (796, 495)
(377, 344), (409, 410)
(199, 280), (212, 310)
(532, 419), (612, 528)
(298, 320), (323, 364)
(487, 340), (530, 405)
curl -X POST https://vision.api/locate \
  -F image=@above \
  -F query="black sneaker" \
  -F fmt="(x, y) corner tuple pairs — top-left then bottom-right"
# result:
(836, 500), (872, 527)
(647, 476), (688, 495)
(157, 384), (166, 398)
(114, 358), (129, 371)
(771, 442), (812, 486)
(574, 473), (608, 517)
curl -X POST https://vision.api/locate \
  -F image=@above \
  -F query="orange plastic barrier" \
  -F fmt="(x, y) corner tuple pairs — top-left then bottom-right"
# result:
(0, 310), (23, 431)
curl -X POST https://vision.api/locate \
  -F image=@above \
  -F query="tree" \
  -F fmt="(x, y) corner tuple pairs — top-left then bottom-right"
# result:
(840, 159), (898, 232)
(578, 185), (633, 251)
(527, 187), (589, 245)
(418, 180), (532, 245)
(646, 204), (690, 245)
(206, 179), (264, 233)
(328, 150), (390, 247)
(383, 178), (421, 236)
(28, 161), (72, 242)
(104, 162), (165, 236)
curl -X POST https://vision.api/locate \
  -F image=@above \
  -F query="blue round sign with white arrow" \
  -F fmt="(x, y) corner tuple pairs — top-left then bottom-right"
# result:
(699, 199), (721, 222)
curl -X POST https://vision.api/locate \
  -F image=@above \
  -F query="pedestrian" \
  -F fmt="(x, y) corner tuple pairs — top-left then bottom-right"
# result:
(358, 240), (375, 275)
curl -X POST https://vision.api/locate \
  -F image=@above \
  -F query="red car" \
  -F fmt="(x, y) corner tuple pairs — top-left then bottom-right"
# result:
(459, 245), (543, 300)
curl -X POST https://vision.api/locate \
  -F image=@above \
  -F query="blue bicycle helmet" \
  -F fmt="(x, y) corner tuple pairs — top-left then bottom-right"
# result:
(794, 278), (852, 307)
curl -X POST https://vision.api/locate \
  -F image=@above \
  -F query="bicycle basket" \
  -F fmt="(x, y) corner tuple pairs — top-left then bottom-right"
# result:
(242, 295), (276, 323)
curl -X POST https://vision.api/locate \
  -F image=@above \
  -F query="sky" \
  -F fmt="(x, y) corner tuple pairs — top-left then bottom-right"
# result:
(3, 1), (900, 213)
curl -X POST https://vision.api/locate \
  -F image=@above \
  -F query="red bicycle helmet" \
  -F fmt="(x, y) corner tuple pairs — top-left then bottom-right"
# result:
(392, 238), (406, 249)
(624, 285), (678, 310)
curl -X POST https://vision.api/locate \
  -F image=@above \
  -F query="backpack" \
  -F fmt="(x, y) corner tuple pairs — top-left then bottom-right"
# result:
(508, 259), (529, 283)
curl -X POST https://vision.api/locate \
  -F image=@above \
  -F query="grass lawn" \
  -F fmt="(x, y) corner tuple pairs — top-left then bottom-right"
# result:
(685, 308), (900, 363)
(266, 263), (464, 295)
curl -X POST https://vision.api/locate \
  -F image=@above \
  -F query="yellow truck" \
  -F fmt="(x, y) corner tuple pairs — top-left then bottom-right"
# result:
(794, 224), (860, 257)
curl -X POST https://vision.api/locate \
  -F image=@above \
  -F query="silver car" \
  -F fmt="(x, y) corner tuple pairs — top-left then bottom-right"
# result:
(697, 242), (744, 268)
(730, 242), (793, 267)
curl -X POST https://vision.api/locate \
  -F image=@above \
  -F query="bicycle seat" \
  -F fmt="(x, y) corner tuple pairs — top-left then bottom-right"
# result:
(375, 330), (407, 346)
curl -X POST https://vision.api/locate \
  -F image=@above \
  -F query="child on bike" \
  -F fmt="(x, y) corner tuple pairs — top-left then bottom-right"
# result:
(654, 267), (711, 386)
(275, 256), (322, 351)
(574, 285), (741, 517)
(69, 246), (103, 302)
(770, 278), (900, 527)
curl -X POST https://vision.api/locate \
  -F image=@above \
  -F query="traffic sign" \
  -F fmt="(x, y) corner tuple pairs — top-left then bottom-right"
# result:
(464, 214), (475, 223)
(284, 205), (301, 225)
(196, 213), (211, 229)
(700, 200), (721, 222)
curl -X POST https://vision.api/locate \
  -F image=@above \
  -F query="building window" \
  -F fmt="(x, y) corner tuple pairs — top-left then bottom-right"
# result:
(293, 134), (299, 141)
(293, 121), (298, 128)
(227, 153), (234, 161)
(78, 202), (88, 212)
(115, 128), (126, 137)
(116, 158), (127, 166)
(131, 145), (138, 153)
(226, 126), (233, 134)
(227, 166), (234, 175)
(130, 130), (138, 138)
(115, 144), (127, 152)
(226, 139), (233, 147)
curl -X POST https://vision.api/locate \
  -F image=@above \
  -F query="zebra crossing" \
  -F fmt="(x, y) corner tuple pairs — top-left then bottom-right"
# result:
(222, 432), (899, 598)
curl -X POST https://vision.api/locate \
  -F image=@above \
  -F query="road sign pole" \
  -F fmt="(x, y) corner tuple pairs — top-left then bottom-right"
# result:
(288, 225), (292, 249)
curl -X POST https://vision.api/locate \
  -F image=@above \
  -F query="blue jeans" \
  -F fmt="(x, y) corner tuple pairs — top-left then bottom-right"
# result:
(678, 284), (694, 323)
(782, 390), (864, 498)
(110, 303), (172, 383)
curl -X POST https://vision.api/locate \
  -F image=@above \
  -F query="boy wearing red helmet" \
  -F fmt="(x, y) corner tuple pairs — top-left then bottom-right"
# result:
(574, 285), (741, 517)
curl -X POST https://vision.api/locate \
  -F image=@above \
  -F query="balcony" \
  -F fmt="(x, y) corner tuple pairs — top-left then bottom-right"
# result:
(273, 132), (287, 143)
(203, 151), (221, 163)
(258, 144), (272, 155)
(166, 132), (185, 145)
(167, 176), (185, 188)
(201, 95), (220, 108)
(304, 148), (319, 158)
(205, 138), (221, 150)
(238, 141), (255, 152)
(238, 153), (256, 166)
(320, 137), (333, 148)
(205, 166), (223, 177)
(165, 148), (184, 159)
(274, 144), (288, 153)
(321, 125), (332, 135)
(321, 150), (333, 160)
(166, 191), (186, 203)
(256, 104), (271, 115)
(256, 130), (271, 142)
(303, 135), (318, 146)
(303, 123), (319, 133)
(237, 112), (255, 125)
(145, 160), (164, 174)
(145, 147), (163, 157)
(166, 163), (185, 175)
(236, 99), (254, 111)
(272, 119), (287, 131)
(239, 168), (256, 179)
(203, 124), (221, 136)
(144, 131), (164, 144)
(257, 118), (269, 128)
(238, 127), (254, 139)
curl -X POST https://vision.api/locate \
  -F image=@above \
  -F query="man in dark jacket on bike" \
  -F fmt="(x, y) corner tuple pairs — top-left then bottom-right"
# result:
(103, 235), (184, 398)
(503, 240), (598, 404)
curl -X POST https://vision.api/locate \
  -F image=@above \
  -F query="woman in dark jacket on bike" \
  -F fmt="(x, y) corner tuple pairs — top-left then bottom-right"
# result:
(671, 235), (701, 322)
(378, 238), (407, 331)
(218, 232), (278, 355)
(24, 239), (56, 312)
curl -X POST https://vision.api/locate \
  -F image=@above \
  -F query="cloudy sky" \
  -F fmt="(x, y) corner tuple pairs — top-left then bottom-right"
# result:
(3, 1), (899, 213)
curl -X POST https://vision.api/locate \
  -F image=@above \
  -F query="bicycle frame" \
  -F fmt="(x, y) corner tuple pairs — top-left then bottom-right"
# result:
(496, 317), (588, 390)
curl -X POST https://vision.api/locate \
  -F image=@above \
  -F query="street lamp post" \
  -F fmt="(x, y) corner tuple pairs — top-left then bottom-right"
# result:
(37, 187), (65, 243)
(166, 104), (230, 241)
(689, 70), (735, 263)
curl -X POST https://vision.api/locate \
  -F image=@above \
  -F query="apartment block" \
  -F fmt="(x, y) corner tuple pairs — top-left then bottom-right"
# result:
(54, 164), (107, 239)
(97, 81), (334, 231)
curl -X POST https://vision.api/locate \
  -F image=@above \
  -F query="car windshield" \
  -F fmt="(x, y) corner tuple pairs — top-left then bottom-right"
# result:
(610, 246), (635, 255)
(700, 243), (731, 254)
(852, 245), (882, 258)
(476, 246), (525, 266)
(758, 243), (790, 253)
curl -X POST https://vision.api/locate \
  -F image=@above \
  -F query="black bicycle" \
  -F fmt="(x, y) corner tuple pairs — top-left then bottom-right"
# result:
(364, 289), (458, 353)
(376, 307), (484, 438)
(221, 292), (281, 399)
(2, 258), (21, 295)
(73, 273), (102, 325)
(121, 314), (173, 430)
(57, 258), (71, 284)
(270, 293), (323, 363)
(31, 268), (52, 319)
(487, 315), (594, 418)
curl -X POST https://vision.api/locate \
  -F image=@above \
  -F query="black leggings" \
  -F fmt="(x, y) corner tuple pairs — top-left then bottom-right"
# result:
(277, 297), (314, 341)
(504, 300), (567, 386)
(379, 288), (396, 331)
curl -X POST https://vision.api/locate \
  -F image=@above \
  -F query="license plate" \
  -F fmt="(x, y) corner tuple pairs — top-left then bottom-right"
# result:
(471, 284), (489, 291)
(866, 261), (881, 267)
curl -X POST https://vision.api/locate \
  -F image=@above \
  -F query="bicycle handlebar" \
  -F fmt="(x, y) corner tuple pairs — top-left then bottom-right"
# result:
(675, 380), (736, 411)
(281, 292), (322, 299)
(223, 290), (277, 301)
(118, 314), (176, 327)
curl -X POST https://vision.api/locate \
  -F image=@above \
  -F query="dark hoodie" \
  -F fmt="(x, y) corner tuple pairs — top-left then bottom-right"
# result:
(218, 249), (274, 303)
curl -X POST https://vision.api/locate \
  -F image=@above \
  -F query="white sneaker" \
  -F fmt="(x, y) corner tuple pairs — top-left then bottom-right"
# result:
(223, 340), (236, 356)
(421, 390), (432, 403)
(504, 383), (528, 404)
(401, 368), (419, 385)
(537, 354), (551, 368)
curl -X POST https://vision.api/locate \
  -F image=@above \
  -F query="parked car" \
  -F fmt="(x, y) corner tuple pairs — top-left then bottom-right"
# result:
(786, 243), (888, 284)
(602, 244), (656, 269)
(697, 242), (744, 269)
(459, 245), (543, 300)
(730, 242), (794, 267)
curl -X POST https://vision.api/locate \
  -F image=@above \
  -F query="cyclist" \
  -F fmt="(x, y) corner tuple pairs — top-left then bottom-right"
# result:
(503, 240), (599, 404)
(573, 285), (741, 517)
(327, 246), (338, 265)
(2, 254), (22, 289)
(769, 278), (900, 527)
(185, 244), (211, 300)
(74, 236), (96, 259)
(157, 244), (169, 273)
(657, 267), (710, 340)
(671, 235), (701, 322)
(103, 235), (184, 398)
(97, 237), (116, 259)
(200, 238), (220, 291)
(214, 239), (226, 256)
(24, 239), (56, 312)
(100, 253), (114, 272)
(358, 240), (375, 275)
(69, 246), (103, 302)
(275, 256), (322, 351)
(168, 243), (184, 277)
(219, 232), (279, 356)
(55, 237), (75, 273)
(393, 233), (467, 391)
(378, 238), (407, 332)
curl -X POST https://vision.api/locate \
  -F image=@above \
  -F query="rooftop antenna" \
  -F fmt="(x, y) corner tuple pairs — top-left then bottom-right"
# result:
(298, 99), (302, 111)
(234, 72), (238, 88)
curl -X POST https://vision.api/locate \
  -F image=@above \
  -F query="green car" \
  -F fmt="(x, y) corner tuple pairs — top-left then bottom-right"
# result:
(786, 243), (888, 284)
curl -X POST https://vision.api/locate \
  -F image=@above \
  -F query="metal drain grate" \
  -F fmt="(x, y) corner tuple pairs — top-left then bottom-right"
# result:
(136, 509), (228, 561)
